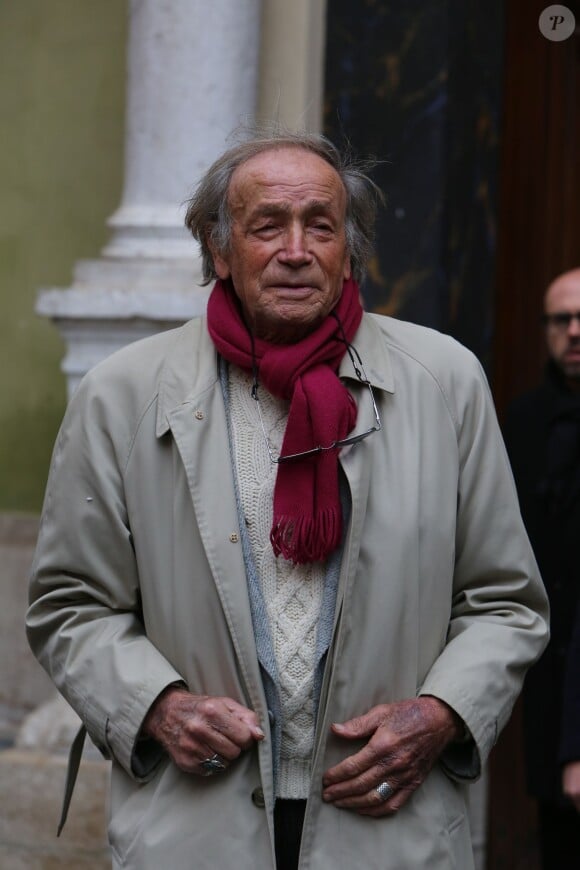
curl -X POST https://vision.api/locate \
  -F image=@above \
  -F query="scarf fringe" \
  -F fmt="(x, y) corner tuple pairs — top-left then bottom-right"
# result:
(270, 509), (342, 565)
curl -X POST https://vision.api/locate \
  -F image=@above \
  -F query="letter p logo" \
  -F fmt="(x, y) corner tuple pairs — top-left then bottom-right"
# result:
(539, 5), (576, 41)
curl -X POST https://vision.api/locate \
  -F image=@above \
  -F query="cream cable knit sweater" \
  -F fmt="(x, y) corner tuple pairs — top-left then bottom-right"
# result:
(228, 365), (326, 799)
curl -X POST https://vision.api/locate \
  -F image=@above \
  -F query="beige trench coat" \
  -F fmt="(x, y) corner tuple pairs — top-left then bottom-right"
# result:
(27, 312), (548, 869)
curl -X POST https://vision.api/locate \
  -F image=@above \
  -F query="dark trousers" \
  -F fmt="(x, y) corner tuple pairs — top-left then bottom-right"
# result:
(538, 801), (580, 870)
(274, 799), (307, 870)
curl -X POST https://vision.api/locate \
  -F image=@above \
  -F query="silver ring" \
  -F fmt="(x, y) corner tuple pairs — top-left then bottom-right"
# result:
(200, 753), (227, 776)
(375, 780), (394, 801)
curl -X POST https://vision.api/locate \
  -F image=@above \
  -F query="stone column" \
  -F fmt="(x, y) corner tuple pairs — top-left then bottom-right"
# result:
(258, 0), (328, 132)
(37, 0), (261, 398)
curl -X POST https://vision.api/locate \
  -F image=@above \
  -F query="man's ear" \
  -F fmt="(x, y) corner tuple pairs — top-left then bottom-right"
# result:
(342, 253), (352, 281)
(206, 232), (231, 280)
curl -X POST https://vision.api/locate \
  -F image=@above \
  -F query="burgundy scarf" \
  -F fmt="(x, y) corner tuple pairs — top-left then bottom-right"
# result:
(207, 277), (363, 564)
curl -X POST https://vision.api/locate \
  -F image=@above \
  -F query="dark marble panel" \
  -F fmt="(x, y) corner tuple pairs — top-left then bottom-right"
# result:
(324, 0), (503, 368)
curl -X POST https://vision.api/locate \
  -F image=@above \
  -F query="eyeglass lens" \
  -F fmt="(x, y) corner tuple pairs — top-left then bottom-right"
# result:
(544, 312), (580, 329)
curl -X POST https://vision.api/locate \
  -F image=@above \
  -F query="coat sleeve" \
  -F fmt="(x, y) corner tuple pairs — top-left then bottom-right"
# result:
(26, 369), (184, 781)
(419, 353), (550, 779)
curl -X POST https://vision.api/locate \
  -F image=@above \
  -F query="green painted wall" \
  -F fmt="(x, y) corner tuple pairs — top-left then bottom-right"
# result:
(0, 1), (127, 511)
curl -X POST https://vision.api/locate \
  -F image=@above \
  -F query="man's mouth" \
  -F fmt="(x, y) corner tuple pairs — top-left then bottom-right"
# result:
(269, 283), (318, 296)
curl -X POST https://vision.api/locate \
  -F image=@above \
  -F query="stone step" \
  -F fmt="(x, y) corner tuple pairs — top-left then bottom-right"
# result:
(0, 749), (110, 869)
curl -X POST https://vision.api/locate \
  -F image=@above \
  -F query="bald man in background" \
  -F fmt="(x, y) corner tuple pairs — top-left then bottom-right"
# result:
(504, 268), (580, 869)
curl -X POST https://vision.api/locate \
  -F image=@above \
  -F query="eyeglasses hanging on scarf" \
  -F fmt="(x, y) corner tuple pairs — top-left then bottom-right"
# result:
(250, 313), (382, 464)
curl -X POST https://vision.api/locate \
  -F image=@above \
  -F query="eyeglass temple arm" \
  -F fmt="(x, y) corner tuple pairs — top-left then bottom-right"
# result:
(249, 331), (260, 400)
(330, 310), (366, 380)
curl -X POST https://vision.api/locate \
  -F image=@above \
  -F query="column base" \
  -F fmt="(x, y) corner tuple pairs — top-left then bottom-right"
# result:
(37, 257), (210, 397)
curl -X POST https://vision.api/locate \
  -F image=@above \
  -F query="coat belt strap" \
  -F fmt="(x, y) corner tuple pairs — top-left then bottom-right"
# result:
(57, 723), (87, 836)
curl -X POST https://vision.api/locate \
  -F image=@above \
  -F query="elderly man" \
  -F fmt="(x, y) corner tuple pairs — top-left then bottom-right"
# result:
(504, 268), (580, 870)
(28, 130), (548, 870)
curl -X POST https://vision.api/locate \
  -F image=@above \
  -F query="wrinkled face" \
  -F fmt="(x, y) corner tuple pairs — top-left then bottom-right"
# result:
(209, 147), (351, 343)
(544, 270), (580, 384)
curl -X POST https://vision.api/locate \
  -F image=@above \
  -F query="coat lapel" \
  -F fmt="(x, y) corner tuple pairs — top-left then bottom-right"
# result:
(155, 319), (265, 712)
(335, 313), (395, 625)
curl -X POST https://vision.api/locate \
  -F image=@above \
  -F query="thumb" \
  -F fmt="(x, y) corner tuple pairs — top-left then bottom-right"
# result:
(232, 705), (265, 740)
(251, 723), (265, 740)
(331, 709), (380, 739)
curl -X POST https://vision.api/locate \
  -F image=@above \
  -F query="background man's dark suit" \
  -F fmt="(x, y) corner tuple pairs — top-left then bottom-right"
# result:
(503, 267), (580, 869)
(504, 364), (580, 795)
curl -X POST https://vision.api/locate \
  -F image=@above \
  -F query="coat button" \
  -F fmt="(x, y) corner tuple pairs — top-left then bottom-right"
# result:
(194, 409), (204, 420)
(251, 787), (265, 808)
(229, 533), (239, 543)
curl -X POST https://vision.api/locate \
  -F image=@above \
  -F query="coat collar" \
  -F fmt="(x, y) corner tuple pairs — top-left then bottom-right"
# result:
(155, 317), (218, 437)
(155, 311), (395, 437)
(338, 313), (395, 394)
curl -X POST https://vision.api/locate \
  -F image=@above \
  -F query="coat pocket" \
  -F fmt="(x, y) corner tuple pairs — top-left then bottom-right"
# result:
(107, 759), (169, 866)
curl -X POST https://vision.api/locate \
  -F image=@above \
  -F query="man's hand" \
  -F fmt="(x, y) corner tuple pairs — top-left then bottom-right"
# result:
(322, 696), (463, 817)
(563, 761), (580, 813)
(142, 686), (264, 775)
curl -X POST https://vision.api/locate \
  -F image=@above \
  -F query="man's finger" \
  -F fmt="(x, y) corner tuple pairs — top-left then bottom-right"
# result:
(214, 701), (265, 741)
(329, 780), (416, 817)
(322, 742), (386, 788)
(357, 785), (416, 817)
(330, 707), (383, 740)
(323, 765), (402, 802)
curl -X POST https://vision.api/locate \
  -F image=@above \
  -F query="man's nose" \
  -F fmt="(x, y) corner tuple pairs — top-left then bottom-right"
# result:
(278, 226), (313, 265)
(568, 315), (580, 337)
